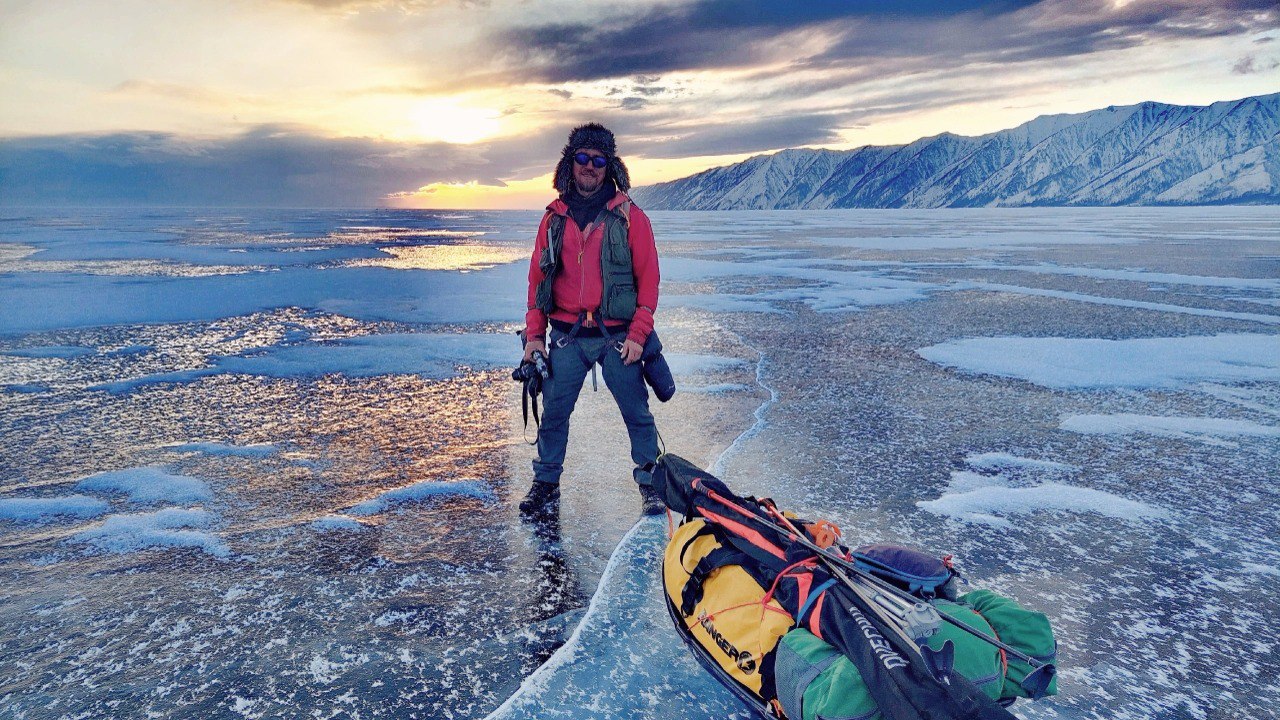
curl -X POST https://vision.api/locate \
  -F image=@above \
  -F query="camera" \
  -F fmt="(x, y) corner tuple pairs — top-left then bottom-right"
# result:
(512, 349), (550, 388)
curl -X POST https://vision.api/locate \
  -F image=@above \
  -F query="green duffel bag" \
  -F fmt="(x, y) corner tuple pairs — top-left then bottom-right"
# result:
(773, 600), (1005, 720)
(960, 589), (1059, 701)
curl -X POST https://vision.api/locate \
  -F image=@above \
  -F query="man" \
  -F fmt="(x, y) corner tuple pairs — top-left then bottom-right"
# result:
(519, 122), (663, 516)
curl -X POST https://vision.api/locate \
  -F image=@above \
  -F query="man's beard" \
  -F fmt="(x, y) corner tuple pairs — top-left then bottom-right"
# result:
(575, 173), (603, 195)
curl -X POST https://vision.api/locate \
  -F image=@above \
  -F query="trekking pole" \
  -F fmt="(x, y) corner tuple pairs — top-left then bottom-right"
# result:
(690, 480), (1056, 694)
(787, 518), (1055, 696)
(760, 505), (942, 643)
(780, 515), (1052, 674)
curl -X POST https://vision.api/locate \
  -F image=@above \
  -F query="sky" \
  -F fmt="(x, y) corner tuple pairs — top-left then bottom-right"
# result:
(0, 0), (1277, 209)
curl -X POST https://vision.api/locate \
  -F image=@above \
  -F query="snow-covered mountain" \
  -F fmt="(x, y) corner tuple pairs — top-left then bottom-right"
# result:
(631, 93), (1280, 209)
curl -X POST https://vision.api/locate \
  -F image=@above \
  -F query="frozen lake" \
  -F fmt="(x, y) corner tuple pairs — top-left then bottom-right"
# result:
(1, 206), (1277, 719)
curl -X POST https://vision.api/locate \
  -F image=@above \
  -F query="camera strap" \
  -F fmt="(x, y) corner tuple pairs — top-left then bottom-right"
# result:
(521, 378), (540, 445)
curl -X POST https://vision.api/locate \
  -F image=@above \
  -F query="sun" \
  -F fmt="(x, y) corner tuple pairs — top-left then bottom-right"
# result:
(409, 98), (502, 144)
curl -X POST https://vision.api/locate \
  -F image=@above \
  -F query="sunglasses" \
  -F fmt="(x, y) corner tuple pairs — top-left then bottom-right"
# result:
(574, 152), (609, 169)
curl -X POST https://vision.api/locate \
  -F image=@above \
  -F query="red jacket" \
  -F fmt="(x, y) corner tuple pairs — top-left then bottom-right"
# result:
(524, 191), (660, 346)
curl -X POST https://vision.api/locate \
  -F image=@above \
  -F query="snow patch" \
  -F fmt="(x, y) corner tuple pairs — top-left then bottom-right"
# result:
(346, 480), (494, 516)
(0, 494), (109, 523)
(918, 333), (1280, 390)
(920, 453), (1167, 527)
(310, 514), (368, 531)
(69, 508), (229, 557)
(918, 480), (1170, 528)
(1061, 414), (1280, 446)
(76, 467), (213, 504)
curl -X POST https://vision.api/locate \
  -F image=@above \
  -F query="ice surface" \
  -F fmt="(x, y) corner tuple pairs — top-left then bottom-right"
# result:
(663, 257), (939, 314)
(309, 514), (368, 531)
(662, 293), (792, 315)
(0, 494), (109, 523)
(75, 466), (214, 504)
(965, 261), (1280, 291)
(0, 264), (528, 335)
(169, 442), (278, 458)
(664, 353), (747, 375)
(69, 508), (230, 557)
(918, 333), (1280, 389)
(93, 332), (518, 393)
(1061, 414), (1280, 446)
(3, 206), (1278, 720)
(346, 479), (495, 516)
(485, 518), (748, 720)
(964, 452), (1079, 473)
(3, 345), (97, 358)
(968, 283), (1280, 325)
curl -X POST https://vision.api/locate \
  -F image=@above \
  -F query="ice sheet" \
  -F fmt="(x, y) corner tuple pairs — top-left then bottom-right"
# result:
(0, 265), (528, 335)
(3, 345), (97, 358)
(3, 206), (1279, 720)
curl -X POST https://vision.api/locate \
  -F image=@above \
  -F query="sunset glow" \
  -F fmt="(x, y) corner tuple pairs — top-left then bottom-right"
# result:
(1, 0), (1276, 208)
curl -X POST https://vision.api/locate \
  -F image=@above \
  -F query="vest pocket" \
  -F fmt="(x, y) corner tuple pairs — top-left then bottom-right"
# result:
(605, 227), (632, 264)
(607, 281), (637, 320)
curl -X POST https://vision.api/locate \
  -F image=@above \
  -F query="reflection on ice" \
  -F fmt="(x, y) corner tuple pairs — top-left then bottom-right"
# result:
(349, 244), (529, 271)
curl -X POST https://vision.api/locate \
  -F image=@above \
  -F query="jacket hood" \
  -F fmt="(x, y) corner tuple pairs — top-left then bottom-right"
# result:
(553, 122), (631, 195)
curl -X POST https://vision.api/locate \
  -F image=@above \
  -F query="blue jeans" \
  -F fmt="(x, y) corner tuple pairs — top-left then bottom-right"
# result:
(532, 329), (658, 487)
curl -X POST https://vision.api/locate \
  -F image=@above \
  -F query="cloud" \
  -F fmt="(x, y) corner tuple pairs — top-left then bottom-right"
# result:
(629, 114), (848, 159)
(479, 0), (1277, 85)
(0, 126), (515, 207)
(1232, 54), (1279, 74)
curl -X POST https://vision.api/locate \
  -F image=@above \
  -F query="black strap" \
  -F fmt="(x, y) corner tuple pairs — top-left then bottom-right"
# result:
(521, 377), (540, 446)
(680, 546), (751, 617)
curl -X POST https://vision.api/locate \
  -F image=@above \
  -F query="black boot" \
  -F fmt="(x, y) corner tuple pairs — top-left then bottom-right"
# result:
(638, 483), (665, 516)
(519, 481), (560, 515)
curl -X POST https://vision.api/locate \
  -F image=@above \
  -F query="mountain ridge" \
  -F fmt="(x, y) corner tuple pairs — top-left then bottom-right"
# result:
(630, 93), (1280, 209)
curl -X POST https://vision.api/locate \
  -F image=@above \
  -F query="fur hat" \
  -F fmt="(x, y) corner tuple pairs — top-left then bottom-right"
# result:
(553, 122), (631, 195)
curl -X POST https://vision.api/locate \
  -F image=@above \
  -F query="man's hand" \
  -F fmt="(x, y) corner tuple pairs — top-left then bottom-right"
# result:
(620, 339), (643, 365)
(523, 339), (546, 363)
